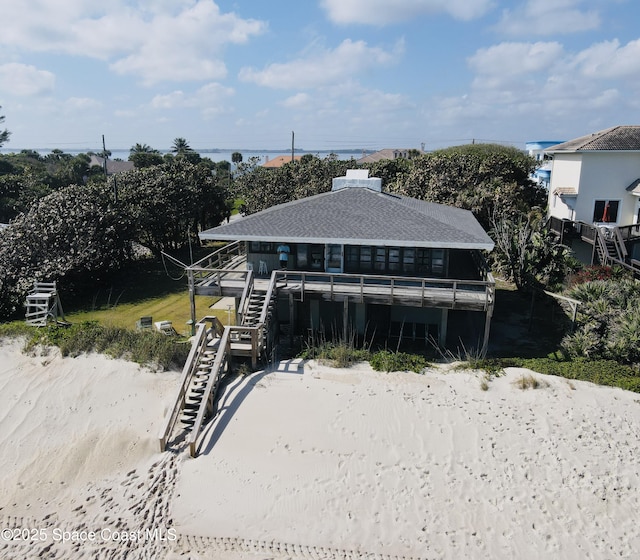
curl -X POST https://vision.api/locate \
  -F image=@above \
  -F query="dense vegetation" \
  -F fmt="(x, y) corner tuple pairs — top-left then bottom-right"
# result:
(0, 154), (227, 318)
(561, 277), (640, 364)
(1, 130), (639, 392)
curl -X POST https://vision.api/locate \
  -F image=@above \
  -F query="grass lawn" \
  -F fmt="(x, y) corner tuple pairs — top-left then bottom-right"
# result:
(60, 253), (234, 337)
(64, 291), (228, 337)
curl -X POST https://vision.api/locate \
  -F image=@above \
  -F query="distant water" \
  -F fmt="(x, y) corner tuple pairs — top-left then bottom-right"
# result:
(0, 148), (364, 164)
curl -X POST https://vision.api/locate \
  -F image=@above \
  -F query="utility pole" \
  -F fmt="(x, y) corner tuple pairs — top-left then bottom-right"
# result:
(291, 130), (294, 162)
(102, 134), (117, 204)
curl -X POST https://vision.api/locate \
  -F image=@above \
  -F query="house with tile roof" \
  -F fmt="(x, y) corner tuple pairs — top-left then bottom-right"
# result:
(546, 126), (640, 271)
(262, 155), (303, 168)
(190, 170), (495, 357)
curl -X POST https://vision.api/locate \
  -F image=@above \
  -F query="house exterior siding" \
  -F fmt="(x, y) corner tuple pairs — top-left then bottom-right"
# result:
(547, 128), (640, 227)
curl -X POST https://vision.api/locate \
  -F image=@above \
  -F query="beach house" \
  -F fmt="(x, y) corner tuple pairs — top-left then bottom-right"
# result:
(191, 170), (495, 354)
(160, 169), (495, 455)
(546, 126), (640, 271)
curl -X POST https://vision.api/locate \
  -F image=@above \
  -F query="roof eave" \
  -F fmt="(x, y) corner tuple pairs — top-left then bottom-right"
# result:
(199, 233), (494, 252)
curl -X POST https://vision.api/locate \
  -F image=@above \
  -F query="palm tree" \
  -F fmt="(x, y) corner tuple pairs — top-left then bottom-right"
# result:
(129, 143), (163, 168)
(231, 151), (243, 164)
(171, 137), (192, 156)
(0, 106), (10, 148)
(130, 143), (158, 155)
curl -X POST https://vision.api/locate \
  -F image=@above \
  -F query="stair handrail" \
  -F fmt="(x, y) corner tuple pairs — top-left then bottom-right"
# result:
(189, 240), (245, 270)
(237, 269), (255, 325)
(188, 326), (232, 457)
(158, 321), (209, 451)
(259, 270), (279, 325)
(595, 227), (612, 266)
(614, 227), (628, 260)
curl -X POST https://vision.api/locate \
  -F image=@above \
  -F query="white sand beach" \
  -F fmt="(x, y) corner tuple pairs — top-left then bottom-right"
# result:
(1, 338), (640, 559)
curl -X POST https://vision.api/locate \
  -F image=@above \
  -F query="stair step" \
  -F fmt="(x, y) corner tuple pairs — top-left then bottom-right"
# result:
(182, 407), (198, 416)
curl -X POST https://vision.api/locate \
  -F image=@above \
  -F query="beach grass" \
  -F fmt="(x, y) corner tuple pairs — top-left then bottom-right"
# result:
(0, 320), (190, 370)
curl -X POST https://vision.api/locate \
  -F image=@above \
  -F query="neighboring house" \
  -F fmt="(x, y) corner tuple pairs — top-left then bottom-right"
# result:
(546, 126), (640, 269)
(356, 148), (423, 165)
(262, 155), (303, 168)
(526, 140), (563, 189)
(88, 155), (134, 175)
(192, 170), (495, 355)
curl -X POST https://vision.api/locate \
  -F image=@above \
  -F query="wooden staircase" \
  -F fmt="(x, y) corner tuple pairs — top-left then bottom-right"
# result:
(243, 289), (268, 327)
(179, 337), (221, 430)
(595, 226), (627, 266)
(159, 316), (231, 456)
(159, 273), (280, 458)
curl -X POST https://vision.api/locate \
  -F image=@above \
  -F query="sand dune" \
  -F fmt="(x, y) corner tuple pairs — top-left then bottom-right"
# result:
(1, 339), (639, 559)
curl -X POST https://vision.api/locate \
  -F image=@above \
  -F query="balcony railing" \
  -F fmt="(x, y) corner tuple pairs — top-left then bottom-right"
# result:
(272, 270), (494, 311)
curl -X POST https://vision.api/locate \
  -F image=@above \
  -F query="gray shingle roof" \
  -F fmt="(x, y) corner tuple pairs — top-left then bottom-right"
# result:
(200, 187), (494, 250)
(547, 126), (640, 152)
(356, 148), (424, 164)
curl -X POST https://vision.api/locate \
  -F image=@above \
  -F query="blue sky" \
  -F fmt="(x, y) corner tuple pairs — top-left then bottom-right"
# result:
(0, 0), (639, 152)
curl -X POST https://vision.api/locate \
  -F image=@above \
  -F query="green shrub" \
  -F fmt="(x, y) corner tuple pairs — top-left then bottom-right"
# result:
(506, 357), (640, 393)
(0, 321), (188, 370)
(370, 350), (428, 373)
(299, 342), (370, 368)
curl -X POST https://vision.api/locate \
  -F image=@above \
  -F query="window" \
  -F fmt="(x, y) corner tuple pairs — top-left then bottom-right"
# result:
(360, 246), (372, 271)
(432, 249), (445, 275)
(402, 248), (415, 274)
(388, 247), (401, 272)
(343, 246), (446, 275)
(416, 248), (446, 276)
(310, 245), (323, 269)
(249, 241), (275, 253)
(374, 247), (387, 271)
(327, 245), (342, 269)
(593, 200), (619, 223)
(345, 246), (359, 271)
(296, 244), (308, 267)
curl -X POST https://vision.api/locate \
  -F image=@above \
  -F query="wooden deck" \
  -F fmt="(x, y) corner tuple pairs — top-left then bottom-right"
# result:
(192, 267), (494, 312)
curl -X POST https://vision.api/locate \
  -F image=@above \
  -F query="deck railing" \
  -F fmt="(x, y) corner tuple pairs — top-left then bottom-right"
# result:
(190, 240), (245, 271)
(617, 224), (640, 243)
(273, 270), (495, 311)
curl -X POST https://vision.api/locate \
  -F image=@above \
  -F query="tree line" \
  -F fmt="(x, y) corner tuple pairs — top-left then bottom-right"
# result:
(0, 103), (568, 320)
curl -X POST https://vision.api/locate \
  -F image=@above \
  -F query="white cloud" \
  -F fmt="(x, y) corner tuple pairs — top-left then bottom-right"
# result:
(282, 93), (311, 109)
(150, 82), (234, 116)
(430, 34), (640, 140)
(468, 42), (564, 89)
(239, 39), (403, 89)
(0, 1), (266, 85)
(0, 63), (55, 96)
(320, 0), (493, 25)
(64, 97), (102, 111)
(495, 0), (600, 36)
(571, 39), (640, 79)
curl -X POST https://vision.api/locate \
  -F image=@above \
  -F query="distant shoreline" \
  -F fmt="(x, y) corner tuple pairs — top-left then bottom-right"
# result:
(0, 147), (365, 155)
